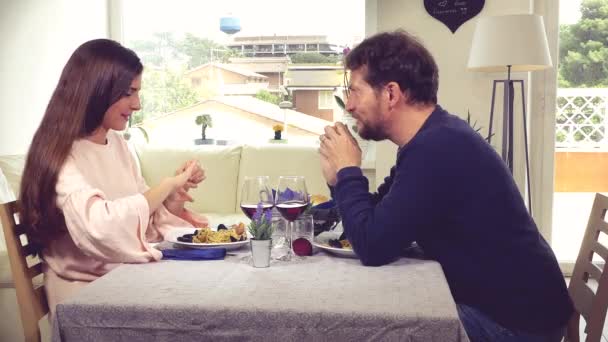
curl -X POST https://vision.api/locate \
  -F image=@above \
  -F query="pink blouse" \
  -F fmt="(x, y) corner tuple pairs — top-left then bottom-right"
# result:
(43, 130), (207, 314)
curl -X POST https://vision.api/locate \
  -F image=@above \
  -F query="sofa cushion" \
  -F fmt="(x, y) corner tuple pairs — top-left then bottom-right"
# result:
(236, 144), (330, 212)
(0, 155), (25, 197)
(135, 144), (242, 214)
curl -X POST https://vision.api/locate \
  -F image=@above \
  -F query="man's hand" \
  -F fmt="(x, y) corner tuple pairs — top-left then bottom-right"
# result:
(320, 153), (337, 186)
(319, 122), (362, 185)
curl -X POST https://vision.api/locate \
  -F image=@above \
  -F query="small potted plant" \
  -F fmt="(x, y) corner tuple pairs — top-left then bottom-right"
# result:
(272, 124), (284, 140)
(195, 113), (214, 145)
(248, 202), (274, 268)
(123, 115), (149, 142)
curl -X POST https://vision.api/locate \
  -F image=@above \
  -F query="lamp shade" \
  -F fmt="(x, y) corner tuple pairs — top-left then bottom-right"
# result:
(467, 14), (552, 72)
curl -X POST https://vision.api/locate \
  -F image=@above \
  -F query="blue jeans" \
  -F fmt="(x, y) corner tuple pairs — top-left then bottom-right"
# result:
(457, 304), (565, 342)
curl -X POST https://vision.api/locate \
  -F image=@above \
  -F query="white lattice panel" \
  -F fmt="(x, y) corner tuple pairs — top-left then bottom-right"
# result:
(556, 88), (608, 148)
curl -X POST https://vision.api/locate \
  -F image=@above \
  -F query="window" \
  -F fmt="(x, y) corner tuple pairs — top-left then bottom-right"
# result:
(552, 0), (608, 269)
(306, 44), (319, 52)
(318, 90), (334, 109)
(116, 0), (364, 147)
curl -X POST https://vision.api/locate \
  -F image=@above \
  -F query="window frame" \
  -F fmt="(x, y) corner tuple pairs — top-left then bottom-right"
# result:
(318, 90), (334, 109)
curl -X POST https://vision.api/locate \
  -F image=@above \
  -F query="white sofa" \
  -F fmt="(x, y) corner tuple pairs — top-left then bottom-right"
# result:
(135, 143), (331, 224)
(0, 142), (337, 341)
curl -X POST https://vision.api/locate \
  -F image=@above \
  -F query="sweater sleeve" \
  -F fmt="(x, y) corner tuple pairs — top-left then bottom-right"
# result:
(328, 166), (394, 205)
(56, 159), (161, 263)
(126, 143), (208, 242)
(334, 139), (448, 266)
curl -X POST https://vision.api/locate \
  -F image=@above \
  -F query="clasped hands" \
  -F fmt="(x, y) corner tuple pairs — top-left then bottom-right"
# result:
(167, 159), (206, 204)
(319, 122), (362, 186)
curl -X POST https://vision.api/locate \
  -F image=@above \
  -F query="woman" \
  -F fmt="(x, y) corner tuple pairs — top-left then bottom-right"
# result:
(19, 39), (207, 315)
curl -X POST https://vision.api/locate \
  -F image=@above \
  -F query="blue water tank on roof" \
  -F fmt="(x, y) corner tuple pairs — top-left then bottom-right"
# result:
(220, 16), (241, 35)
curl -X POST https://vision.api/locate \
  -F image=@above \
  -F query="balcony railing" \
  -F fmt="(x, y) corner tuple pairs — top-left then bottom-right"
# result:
(556, 88), (608, 149)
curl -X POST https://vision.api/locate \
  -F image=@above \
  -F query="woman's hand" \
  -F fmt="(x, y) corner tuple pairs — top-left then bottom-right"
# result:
(164, 160), (206, 215)
(144, 163), (197, 214)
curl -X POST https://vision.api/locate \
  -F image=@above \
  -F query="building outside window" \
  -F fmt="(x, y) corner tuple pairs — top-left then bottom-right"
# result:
(318, 90), (334, 109)
(116, 0), (364, 147)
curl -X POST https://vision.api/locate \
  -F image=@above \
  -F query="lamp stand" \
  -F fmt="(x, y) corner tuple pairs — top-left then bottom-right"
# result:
(487, 66), (532, 215)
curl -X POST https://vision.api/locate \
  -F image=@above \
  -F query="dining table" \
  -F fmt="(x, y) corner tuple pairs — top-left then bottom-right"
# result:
(51, 242), (470, 342)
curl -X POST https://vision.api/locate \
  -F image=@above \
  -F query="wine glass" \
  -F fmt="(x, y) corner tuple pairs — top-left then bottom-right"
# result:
(240, 176), (274, 219)
(275, 176), (309, 260)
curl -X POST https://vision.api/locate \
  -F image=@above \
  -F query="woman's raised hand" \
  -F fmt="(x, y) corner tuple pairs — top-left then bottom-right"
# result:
(175, 160), (206, 191)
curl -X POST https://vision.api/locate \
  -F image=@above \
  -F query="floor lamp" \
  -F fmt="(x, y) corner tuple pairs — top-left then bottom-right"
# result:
(467, 14), (552, 216)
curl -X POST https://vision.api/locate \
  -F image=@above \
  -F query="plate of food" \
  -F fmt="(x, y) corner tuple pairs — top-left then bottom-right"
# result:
(313, 231), (357, 258)
(165, 223), (249, 251)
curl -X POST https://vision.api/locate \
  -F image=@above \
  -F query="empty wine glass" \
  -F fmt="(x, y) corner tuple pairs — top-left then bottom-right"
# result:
(240, 176), (274, 219)
(275, 176), (309, 260)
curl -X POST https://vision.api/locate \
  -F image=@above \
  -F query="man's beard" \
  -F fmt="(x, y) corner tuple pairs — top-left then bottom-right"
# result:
(356, 116), (388, 141)
(356, 98), (388, 141)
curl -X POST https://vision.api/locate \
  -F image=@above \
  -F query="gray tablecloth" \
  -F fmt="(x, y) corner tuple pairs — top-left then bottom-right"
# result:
(52, 251), (469, 342)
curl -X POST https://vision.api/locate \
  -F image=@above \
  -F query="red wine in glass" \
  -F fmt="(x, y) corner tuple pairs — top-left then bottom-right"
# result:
(276, 201), (308, 222)
(241, 203), (274, 219)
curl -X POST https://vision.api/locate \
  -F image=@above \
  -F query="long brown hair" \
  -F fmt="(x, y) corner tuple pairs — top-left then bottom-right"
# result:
(19, 39), (143, 247)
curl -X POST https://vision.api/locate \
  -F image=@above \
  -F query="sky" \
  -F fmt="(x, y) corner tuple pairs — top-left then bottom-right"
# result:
(122, 0), (365, 47)
(121, 0), (585, 51)
(560, 0), (583, 24)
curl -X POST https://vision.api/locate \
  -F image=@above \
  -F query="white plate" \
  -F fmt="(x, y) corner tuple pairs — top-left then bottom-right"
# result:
(313, 231), (357, 258)
(165, 227), (249, 251)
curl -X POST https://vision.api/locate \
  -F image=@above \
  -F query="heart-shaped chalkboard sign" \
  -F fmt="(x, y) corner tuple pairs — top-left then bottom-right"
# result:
(424, 0), (485, 33)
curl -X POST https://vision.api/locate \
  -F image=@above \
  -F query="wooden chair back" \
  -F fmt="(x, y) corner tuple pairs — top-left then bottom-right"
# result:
(567, 193), (608, 342)
(0, 200), (48, 342)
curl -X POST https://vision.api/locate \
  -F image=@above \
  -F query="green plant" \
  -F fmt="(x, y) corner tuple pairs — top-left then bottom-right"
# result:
(255, 90), (281, 105)
(466, 110), (494, 143)
(334, 95), (358, 133)
(123, 115), (149, 142)
(195, 114), (213, 140)
(248, 202), (274, 240)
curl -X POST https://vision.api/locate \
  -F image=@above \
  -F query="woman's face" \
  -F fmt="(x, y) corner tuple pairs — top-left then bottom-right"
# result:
(101, 74), (142, 132)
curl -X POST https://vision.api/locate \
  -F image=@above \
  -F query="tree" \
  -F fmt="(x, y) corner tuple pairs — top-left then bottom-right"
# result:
(128, 33), (235, 122)
(559, 0), (608, 87)
(177, 33), (237, 69)
(138, 67), (198, 119)
(195, 114), (213, 140)
(130, 32), (181, 67)
(255, 90), (281, 105)
(290, 52), (340, 64)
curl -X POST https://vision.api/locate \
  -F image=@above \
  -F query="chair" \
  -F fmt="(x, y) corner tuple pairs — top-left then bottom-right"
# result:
(566, 193), (608, 342)
(0, 200), (48, 342)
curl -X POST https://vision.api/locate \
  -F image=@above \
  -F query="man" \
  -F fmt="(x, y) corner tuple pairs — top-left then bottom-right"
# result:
(319, 30), (572, 342)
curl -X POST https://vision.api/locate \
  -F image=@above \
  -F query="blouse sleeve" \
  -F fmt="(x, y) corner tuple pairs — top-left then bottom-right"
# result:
(125, 142), (208, 242)
(56, 159), (161, 263)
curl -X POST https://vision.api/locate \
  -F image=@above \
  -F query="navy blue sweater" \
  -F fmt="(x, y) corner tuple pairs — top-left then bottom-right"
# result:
(333, 105), (573, 333)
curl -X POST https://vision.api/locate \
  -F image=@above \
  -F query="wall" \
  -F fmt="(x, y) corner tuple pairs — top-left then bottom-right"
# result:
(260, 73), (282, 89)
(0, 0), (109, 156)
(293, 90), (333, 121)
(142, 101), (318, 145)
(554, 151), (608, 192)
(0, 0), (108, 253)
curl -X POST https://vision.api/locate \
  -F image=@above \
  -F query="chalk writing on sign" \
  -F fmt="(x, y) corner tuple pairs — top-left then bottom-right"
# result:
(424, 0), (485, 33)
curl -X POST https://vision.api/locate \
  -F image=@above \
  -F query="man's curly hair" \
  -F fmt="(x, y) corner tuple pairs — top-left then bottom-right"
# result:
(345, 30), (439, 105)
